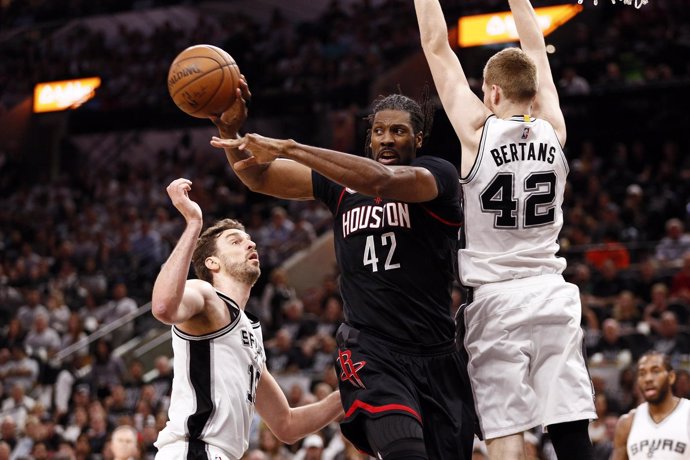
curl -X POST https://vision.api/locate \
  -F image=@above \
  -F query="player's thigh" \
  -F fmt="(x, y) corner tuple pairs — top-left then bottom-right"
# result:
(462, 296), (538, 436)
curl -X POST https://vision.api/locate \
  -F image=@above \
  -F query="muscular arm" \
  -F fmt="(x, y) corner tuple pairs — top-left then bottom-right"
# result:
(151, 179), (219, 329)
(212, 82), (314, 201)
(612, 411), (633, 460)
(509, 0), (566, 145)
(255, 367), (343, 445)
(414, 0), (490, 176)
(213, 135), (441, 203)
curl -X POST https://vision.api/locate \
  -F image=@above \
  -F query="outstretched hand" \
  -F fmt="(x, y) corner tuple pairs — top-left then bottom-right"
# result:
(166, 178), (202, 224)
(210, 74), (251, 138)
(210, 133), (288, 171)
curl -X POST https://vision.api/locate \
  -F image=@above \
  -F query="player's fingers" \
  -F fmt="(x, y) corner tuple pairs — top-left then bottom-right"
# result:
(210, 136), (242, 149)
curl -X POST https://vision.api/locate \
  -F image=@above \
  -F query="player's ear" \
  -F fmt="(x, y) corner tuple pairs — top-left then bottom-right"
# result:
(205, 257), (220, 271)
(669, 369), (677, 386)
(415, 131), (423, 149)
(491, 84), (501, 106)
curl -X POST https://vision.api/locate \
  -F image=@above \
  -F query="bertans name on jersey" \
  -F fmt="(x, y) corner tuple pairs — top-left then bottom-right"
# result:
(342, 202), (411, 238)
(490, 141), (556, 167)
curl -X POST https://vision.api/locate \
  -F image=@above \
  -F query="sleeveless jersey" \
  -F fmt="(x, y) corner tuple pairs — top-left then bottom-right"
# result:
(312, 155), (463, 345)
(459, 115), (568, 287)
(154, 290), (266, 459)
(627, 399), (690, 459)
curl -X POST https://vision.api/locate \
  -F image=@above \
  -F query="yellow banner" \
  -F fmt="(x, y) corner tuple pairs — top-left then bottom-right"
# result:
(458, 4), (583, 48)
(33, 77), (101, 113)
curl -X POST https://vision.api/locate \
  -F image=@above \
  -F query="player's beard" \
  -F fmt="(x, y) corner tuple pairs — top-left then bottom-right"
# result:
(225, 258), (261, 286)
(647, 380), (670, 405)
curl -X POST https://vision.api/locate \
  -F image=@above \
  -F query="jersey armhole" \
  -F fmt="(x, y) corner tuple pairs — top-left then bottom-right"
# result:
(460, 115), (494, 184)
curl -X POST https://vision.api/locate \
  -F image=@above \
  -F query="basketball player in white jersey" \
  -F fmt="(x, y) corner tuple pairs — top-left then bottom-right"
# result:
(613, 351), (690, 459)
(414, 0), (596, 459)
(151, 178), (343, 460)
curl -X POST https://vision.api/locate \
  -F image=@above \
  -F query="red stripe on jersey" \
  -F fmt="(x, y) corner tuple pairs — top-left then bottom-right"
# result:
(345, 400), (422, 422)
(335, 187), (347, 215)
(420, 205), (462, 227)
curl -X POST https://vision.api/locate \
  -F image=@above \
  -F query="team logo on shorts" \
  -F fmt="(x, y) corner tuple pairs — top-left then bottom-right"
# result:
(337, 349), (367, 389)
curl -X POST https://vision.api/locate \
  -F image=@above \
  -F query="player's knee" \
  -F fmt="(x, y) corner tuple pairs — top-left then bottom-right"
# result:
(364, 415), (427, 460)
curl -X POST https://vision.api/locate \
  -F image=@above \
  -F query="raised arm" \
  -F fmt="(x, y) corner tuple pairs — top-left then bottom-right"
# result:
(509, 0), (566, 145)
(151, 179), (211, 326)
(256, 367), (343, 445)
(211, 79), (314, 201)
(414, 0), (490, 172)
(212, 134), (441, 203)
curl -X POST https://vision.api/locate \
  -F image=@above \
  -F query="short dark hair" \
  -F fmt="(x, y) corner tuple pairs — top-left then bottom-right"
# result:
(639, 351), (673, 371)
(192, 219), (245, 283)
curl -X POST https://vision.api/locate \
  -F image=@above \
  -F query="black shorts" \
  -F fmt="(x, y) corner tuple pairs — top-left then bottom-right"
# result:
(335, 323), (478, 459)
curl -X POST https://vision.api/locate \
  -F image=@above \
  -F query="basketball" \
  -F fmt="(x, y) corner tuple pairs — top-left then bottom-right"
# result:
(167, 44), (241, 118)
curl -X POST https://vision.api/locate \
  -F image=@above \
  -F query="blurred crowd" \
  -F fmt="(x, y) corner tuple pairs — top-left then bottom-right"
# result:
(1, 0), (690, 459)
(1, 0), (690, 118)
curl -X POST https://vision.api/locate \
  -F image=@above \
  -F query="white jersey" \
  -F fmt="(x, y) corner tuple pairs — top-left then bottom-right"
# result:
(459, 115), (568, 287)
(154, 291), (266, 460)
(627, 399), (690, 459)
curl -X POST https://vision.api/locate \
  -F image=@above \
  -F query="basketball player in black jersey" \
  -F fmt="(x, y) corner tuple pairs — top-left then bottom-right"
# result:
(210, 82), (477, 459)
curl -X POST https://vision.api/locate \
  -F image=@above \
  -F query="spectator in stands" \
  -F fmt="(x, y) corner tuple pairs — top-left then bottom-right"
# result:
(79, 256), (109, 299)
(294, 434), (324, 460)
(611, 290), (643, 336)
(589, 318), (634, 366)
(257, 421), (293, 460)
(61, 313), (88, 358)
(655, 218), (690, 266)
(259, 267), (297, 336)
(316, 295), (343, 338)
(651, 311), (690, 366)
(110, 424), (140, 460)
(148, 356), (172, 409)
(4, 344), (39, 393)
(24, 310), (61, 357)
(265, 328), (305, 375)
(591, 259), (630, 310)
(122, 359), (145, 411)
(673, 369), (690, 398)
(585, 227), (631, 271)
(0, 383), (35, 432)
(643, 282), (689, 333)
(16, 286), (48, 332)
(61, 405), (89, 444)
(86, 407), (109, 455)
(629, 257), (663, 304)
(98, 282), (138, 347)
(44, 289), (71, 334)
(559, 67), (591, 95)
(670, 251), (690, 303)
(105, 385), (132, 428)
(88, 338), (126, 398)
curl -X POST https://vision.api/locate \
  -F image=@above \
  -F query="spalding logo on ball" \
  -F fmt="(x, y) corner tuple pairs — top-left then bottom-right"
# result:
(168, 44), (241, 118)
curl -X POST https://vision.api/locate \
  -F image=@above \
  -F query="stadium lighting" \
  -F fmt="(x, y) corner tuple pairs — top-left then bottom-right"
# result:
(458, 4), (583, 48)
(33, 77), (101, 113)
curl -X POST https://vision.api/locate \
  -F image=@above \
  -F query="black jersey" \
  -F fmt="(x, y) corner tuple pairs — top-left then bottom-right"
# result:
(312, 155), (462, 345)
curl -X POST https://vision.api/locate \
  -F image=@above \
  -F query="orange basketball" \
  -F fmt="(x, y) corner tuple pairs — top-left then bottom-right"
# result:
(167, 45), (240, 118)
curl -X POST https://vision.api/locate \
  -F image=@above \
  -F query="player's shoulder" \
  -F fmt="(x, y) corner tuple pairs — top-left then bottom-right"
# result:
(615, 408), (636, 435)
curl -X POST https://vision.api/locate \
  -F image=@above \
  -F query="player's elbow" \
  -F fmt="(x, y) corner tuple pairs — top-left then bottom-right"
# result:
(269, 423), (299, 445)
(151, 301), (177, 325)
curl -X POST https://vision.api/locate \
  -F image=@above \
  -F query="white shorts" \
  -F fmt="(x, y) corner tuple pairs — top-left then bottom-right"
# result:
(462, 274), (596, 439)
(155, 441), (238, 460)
